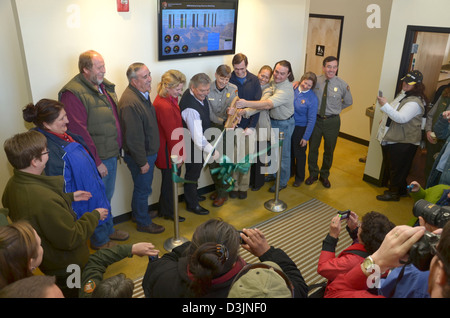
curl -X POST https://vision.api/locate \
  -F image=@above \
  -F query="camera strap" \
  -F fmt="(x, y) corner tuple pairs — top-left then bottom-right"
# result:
(388, 262), (410, 298)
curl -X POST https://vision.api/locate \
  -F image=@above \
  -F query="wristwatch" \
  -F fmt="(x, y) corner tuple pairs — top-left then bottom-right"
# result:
(361, 256), (375, 276)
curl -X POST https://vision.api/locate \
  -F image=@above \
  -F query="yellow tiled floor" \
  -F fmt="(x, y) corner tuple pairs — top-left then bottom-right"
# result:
(104, 137), (415, 281)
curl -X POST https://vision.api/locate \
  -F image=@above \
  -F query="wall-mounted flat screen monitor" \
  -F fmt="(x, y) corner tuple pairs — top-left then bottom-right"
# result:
(158, 0), (239, 61)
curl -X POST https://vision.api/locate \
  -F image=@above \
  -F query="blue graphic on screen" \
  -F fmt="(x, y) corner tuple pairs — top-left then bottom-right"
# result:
(161, 9), (235, 56)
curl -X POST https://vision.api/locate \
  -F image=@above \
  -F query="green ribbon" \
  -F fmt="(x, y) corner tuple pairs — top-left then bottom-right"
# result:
(170, 138), (283, 190)
(210, 140), (282, 192)
(171, 162), (196, 184)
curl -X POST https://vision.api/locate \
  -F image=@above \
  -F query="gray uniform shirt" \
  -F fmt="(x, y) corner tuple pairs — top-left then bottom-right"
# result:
(267, 79), (295, 120)
(207, 81), (238, 125)
(314, 75), (353, 116)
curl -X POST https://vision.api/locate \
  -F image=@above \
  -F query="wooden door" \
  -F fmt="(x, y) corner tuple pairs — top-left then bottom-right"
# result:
(305, 15), (343, 75)
(412, 32), (449, 101)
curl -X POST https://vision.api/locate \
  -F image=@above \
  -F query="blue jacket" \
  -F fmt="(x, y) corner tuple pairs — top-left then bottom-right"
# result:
(426, 114), (450, 188)
(230, 71), (261, 129)
(35, 127), (111, 224)
(293, 89), (318, 141)
(379, 264), (430, 298)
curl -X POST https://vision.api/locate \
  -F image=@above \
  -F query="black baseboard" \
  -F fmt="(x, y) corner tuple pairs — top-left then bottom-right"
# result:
(338, 132), (369, 146)
(362, 173), (383, 187)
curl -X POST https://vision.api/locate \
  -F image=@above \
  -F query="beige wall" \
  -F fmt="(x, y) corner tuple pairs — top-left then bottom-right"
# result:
(364, 0), (450, 181)
(0, 0), (310, 217)
(309, 0), (393, 142)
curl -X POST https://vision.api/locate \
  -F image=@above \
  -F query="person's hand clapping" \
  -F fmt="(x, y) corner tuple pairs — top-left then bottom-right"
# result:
(73, 190), (92, 201)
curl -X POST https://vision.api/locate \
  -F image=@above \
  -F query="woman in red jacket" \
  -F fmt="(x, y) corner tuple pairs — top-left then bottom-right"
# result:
(154, 70), (187, 222)
(317, 211), (394, 296)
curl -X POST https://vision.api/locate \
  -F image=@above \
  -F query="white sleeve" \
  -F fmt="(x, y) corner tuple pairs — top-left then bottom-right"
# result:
(381, 101), (422, 124)
(181, 108), (213, 153)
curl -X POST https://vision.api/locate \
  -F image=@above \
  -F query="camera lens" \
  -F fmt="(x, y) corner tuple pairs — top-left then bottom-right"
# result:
(413, 199), (450, 228)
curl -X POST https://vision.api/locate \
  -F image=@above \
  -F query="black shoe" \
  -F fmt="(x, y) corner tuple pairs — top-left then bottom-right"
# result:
(293, 180), (303, 187)
(238, 191), (247, 199)
(197, 195), (206, 202)
(163, 215), (186, 222)
(305, 176), (318, 185)
(264, 175), (276, 182)
(376, 192), (399, 201)
(251, 185), (262, 191)
(269, 184), (286, 193)
(229, 191), (238, 199)
(186, 205), (210, 215)
(319, 177), (331, 188)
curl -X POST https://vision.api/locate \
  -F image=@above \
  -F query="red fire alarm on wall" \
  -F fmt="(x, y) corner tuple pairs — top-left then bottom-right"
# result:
(117, 0), (129, 12)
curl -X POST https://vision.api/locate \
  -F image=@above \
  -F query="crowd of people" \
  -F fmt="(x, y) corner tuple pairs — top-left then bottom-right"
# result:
(0, 50), (449, 299)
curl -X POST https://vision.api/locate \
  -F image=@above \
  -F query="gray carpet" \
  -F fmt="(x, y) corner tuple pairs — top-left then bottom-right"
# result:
(133, 198), (353, 298)
(238, 198), (353, 288)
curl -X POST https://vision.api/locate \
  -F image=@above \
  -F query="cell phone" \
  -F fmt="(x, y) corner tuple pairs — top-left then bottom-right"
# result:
(237, 230), (247, 244)
(378, 90), (383, 97)
(338, 210), (351, 219)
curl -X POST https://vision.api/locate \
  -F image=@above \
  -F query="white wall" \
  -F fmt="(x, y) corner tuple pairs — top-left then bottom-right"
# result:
(1, 0), (310, 217)
(364, 0), (450, 181)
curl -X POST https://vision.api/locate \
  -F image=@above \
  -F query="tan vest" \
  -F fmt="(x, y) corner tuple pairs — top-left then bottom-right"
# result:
(383, 96), (425, 144)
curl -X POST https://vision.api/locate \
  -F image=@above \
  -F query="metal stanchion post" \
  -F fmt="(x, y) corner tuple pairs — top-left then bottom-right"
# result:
(264, 132), (287, 212)
(164, 155), (189, 252)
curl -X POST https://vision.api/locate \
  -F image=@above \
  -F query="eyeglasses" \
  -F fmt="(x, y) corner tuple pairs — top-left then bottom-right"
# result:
(230, 263), (294, 297)
(41, 149), (50, 156)
(431, 243), (450, 277)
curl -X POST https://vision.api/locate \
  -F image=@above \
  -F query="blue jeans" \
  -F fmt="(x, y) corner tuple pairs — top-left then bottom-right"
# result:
(270, 116), (295, 187)
(91, 218), (115, 246)
(102, 156), (118, 204)
(124, 153), (157, 227)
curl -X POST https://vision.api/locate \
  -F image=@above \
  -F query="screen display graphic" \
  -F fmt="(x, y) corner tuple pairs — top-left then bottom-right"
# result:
(158, 1), (238, 60)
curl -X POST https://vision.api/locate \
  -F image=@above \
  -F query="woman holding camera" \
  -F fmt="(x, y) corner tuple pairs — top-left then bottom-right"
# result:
(376, 70), (427, 202)
(142, 218), (308, 297)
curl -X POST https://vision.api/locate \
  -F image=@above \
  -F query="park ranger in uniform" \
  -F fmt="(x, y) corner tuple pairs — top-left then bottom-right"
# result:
(305, 56), (353, 188)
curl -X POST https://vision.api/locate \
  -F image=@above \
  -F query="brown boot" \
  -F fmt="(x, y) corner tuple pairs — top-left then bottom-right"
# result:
(109, 229), (129, 241)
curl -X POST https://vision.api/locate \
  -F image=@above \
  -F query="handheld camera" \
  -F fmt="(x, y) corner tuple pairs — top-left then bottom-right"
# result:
(338, 210), (351, 219)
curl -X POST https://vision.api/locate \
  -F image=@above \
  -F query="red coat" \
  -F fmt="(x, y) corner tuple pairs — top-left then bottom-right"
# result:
(318, 243), (367, 282)
(153, 94), (185, 169)
(324, 262), (385, 298)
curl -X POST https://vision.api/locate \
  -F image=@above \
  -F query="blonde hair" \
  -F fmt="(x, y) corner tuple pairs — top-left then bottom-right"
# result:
(157, 70), (186, 97)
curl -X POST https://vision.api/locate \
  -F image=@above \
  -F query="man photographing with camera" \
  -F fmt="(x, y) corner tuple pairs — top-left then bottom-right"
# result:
(324, 221), (450, 298)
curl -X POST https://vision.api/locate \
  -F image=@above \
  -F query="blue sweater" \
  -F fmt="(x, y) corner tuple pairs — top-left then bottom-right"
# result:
(293, 89), (318, 141)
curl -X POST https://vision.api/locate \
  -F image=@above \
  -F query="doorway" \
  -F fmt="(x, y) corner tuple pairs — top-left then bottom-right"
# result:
(305, 14), (344, 75)
(397, 26), (450, 101)
(397, 25), (450, 186)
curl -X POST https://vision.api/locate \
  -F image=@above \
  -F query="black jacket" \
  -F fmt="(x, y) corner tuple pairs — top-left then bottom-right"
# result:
(142, 242), (308, 298)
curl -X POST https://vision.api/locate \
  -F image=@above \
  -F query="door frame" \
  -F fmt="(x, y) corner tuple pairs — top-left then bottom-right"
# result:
(397, 25), (450, 95)
(307, 14), (344, 75)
